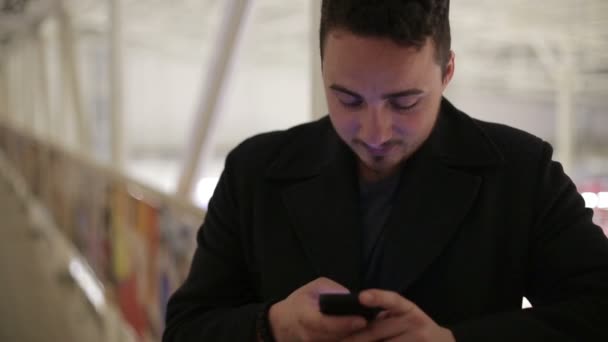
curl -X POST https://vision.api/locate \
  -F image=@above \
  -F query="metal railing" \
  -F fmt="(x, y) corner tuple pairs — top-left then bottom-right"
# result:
(0, 123), (204, 340)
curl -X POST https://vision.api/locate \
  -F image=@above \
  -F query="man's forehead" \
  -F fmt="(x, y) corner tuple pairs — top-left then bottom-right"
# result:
(324, 35), (435, 73)
(322, 33), (439, 94)
(326, 29), (429, 52)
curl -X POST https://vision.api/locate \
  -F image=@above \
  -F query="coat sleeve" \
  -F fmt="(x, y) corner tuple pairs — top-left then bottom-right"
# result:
(162, 150), (264, 341)
(449, 142), (608, 341)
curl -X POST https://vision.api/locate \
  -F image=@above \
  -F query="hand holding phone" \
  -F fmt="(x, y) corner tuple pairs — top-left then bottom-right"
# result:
(319, 293), (382, 321)
(269, 278), (370, 341)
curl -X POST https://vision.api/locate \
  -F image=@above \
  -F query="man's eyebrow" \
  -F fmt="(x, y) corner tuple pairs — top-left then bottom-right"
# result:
(329, 84), (362, 99)
(329, 84), (424, 99)
(382, 89), (424, 99)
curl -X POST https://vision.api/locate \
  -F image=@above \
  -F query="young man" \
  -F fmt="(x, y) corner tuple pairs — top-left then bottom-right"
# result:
(164, 1), (608, 341)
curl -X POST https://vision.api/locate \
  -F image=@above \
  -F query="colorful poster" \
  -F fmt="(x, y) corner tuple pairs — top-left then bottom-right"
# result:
(110, 184), (132, 284)
(110, 185), (154, 339)
(135, 200), (161, 331)
(117, 271), (147, 339)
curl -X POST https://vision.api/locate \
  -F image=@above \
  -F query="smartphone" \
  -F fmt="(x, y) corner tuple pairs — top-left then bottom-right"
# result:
(319, 293), (382, 321)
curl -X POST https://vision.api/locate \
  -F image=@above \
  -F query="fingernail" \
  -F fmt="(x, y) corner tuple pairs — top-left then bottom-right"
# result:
(352, 320), (366, 329)
(361, 292), (373, 302)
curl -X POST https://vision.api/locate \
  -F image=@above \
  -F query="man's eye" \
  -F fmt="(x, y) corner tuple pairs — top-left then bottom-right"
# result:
(339, 99), (363, 107)
(390, 98), (418, 111)
(336, 93), (363, 107)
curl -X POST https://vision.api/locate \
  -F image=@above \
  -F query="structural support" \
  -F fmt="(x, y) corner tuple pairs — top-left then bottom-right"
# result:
(532, 38), (576, 174)
(310, 0), (327, 119)
(2, 43), (15, 127)
(176, 0), (252, 199)
(0, 48), (8, 122)
(31, 23), (55, 205)
(34, 24), (52, 144)
(58, 6), (91, 151)
(17, 40), (27, 129)
(109, 0), (124, 169)
(25, 33), (39, 137)
(555, 65), (575, 175)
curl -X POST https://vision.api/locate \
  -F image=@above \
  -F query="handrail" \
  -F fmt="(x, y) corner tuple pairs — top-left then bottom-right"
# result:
(0, 148), (138, 342)
(1, 122), (205, 221)
(0, 121), (206, 339)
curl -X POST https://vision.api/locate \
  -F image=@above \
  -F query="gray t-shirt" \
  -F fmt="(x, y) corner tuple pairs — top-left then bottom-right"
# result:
(359, 171), (401, 288)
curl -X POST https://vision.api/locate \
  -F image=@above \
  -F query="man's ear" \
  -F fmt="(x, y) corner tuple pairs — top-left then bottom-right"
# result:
(442, 50), (455, 89)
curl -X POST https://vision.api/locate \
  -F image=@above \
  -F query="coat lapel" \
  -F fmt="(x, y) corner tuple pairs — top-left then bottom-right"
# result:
(375, 99), (502, 292)
(267, 98), (503, 294)
(280, 133), (363, 291)
(376, 144), (482, 291)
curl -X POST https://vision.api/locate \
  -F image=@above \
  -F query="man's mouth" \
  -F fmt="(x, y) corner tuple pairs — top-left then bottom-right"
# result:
(363, 143), (397, 157)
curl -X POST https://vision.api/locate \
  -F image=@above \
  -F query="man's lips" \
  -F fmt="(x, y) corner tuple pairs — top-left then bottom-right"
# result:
(362, 143), (397, 157)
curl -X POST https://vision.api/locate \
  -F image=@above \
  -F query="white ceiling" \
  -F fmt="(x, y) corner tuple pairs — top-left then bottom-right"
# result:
(2, 0), (606, 176)
(4, 0), (606, 93)
(450, 0), (608, 96)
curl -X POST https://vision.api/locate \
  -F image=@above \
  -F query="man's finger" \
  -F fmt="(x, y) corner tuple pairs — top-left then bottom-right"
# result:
(313, 277), (350, 293)
(359, 289), (418, 314)
(376, 310), (391, 320)
(301, 302), (367, 335)
(341, 316), (407, 342)
(319, 314), (367, 333)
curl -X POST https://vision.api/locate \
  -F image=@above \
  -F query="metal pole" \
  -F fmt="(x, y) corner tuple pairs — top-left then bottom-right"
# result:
(11, 41), (22, 129)
(109, 0), (124, 169)
(310, 0), (327, 120)
(555, 40), (575, 175)
(176, 0), (252, 199)
(18, 38), (27, 130)
(26, 33), (39, 137)
(60, 45), (71, 147)
(3, 42), (15, 128)
(45, 15), (67, 146)
(10, 40), (19, 129)
(33, 23), (54, 206)
(34, 24), (52, 143)
(531, 37), (575, 174)
(7, 42), (17, 127)
(0, 49), (8, 123)
(555, 67), (575, 174)
(58, 6), (91, 152)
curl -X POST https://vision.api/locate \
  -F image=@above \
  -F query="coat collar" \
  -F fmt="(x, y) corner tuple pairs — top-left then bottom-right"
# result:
(268, 98), (504, 292)
(430, 99), (504, 167)
(266, 97), (504, 181)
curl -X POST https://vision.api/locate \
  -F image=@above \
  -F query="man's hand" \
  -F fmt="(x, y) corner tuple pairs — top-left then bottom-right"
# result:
(342, 289), (455, 342)
(268, 277), (368, 342)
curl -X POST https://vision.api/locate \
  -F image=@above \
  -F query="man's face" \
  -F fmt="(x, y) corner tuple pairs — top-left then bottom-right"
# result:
(322, 30), (454, 181)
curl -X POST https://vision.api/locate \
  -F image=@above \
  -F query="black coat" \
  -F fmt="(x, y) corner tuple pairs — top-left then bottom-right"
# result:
(163, 99), (608, 341)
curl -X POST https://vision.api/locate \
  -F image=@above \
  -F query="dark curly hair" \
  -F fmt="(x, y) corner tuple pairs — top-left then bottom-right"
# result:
(320, 0), (451, 74)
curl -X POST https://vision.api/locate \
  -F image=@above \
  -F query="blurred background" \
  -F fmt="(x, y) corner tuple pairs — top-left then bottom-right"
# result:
(0, 0), (606, 341)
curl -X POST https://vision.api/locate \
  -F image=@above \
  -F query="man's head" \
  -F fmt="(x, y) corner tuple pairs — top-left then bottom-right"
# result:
(320, 0), (454, 181)
(320, 0), (451, 75)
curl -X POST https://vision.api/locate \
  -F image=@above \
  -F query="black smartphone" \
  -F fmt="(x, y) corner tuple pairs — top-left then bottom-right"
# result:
(319, 293), (382, 321)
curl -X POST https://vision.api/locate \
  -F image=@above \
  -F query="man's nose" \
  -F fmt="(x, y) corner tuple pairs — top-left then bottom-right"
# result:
(359, 108), (392, 147)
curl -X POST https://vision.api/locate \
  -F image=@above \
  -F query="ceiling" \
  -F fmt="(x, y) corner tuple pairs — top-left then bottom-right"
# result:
(2, 0), (607, 98)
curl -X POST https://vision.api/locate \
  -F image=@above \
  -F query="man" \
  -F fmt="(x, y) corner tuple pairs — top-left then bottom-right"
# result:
(163, 1), (608, 341)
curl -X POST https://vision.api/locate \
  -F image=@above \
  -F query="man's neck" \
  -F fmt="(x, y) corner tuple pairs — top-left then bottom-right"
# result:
(357, 161), (402, 183)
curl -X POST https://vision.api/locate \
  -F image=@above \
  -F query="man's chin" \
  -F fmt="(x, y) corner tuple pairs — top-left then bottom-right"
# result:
(357, 158), (403, 181)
